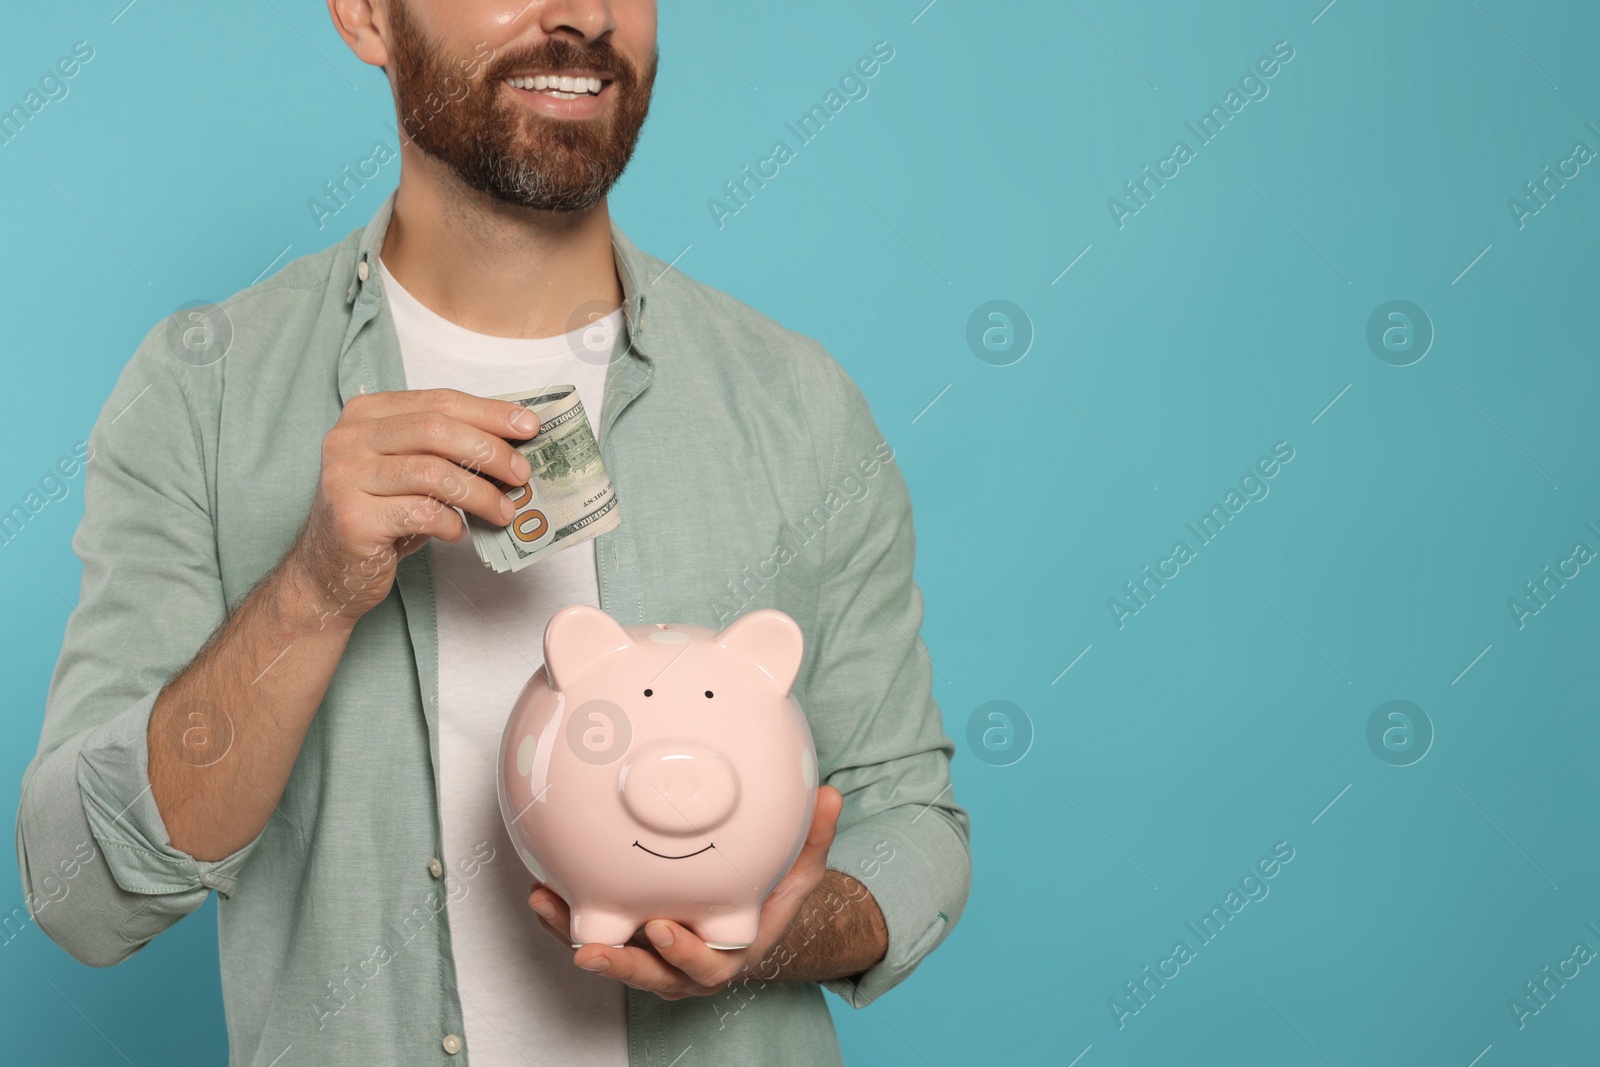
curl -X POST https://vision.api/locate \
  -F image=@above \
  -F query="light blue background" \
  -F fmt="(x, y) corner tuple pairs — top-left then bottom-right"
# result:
(4, 1), (1598, 1064)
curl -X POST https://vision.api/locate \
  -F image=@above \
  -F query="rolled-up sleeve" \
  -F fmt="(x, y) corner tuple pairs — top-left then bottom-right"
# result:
(802, 352), (971, 1007)
(14, 326), (261, 966)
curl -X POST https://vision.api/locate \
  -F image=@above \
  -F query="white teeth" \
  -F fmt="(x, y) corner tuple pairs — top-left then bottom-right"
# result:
(505, 75), (604, 96)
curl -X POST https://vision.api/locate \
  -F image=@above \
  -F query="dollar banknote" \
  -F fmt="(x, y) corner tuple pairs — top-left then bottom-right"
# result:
(466, 384), (621, 573)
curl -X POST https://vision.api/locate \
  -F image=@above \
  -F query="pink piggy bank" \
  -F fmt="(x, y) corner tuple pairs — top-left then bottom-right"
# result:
(497, 604), (818, 949)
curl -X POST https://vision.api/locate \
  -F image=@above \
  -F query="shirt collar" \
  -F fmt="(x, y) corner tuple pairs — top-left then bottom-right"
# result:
(345, 189), (651, 341)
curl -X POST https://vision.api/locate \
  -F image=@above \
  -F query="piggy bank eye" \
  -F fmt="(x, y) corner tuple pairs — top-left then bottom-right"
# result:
(705, 690), (714, 699)
(643, 688), (653, 697)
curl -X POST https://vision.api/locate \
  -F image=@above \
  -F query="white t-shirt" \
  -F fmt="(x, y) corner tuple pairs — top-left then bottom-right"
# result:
(381, 256), (628, 1067)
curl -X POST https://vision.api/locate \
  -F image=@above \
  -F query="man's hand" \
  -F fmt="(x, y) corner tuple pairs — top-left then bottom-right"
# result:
(288, 387), (539, 622)
(527, 785), (882, 999)
(152, 386), (540, 860)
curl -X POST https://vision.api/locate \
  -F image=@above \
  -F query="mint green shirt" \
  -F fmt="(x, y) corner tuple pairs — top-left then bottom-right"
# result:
(15, 193), (970, 1066)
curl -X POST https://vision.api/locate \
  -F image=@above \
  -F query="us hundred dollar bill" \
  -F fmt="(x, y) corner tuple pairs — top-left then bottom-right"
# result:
(467, 384), (621, 573)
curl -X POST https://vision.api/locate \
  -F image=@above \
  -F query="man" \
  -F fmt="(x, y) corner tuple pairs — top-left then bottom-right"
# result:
(15, 0), (970, 1063)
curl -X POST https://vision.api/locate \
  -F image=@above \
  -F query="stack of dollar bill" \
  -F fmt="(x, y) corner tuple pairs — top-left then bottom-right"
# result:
(467, 385), (622, 573)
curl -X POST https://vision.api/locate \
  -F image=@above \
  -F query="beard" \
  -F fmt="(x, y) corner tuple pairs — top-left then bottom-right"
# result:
(386, 0), (657, 212)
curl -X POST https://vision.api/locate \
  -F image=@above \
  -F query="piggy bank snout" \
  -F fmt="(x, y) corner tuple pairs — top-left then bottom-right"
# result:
(621, 742), (740, 835)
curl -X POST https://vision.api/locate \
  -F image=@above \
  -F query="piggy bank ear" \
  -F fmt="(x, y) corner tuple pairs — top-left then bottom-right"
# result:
(544, 605), (632, 691)
(715, 610), (805, 695)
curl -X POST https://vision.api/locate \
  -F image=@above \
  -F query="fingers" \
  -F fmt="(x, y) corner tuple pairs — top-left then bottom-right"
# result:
(395, 532), (430, 559)
(531, 882), (745, 997)
(360, 494), (469, 546)
(334, 390), (535, 503)
(308, 491), (467, 561)
(358, 409), (533, 490)
(762, 786), (844, 916)
(345, 387), (540, 442)
(528, 884), (573, 942)
(369, 453), (516, 528)
(805, 785), (844, 856)
(793, 785), (844, 884)
(571, 941), (714, 1000)
(321, 390), (544, 542)
(295, 390), (541, 621)
(533, 914), (572, 946)
(642, 920), (748, 990)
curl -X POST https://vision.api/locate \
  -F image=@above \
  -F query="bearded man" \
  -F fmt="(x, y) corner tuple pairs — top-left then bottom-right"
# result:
(17, 2), (970, 1064)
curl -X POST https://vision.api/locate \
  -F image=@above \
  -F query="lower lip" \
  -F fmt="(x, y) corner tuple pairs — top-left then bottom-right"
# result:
(504, 79), (612, 120)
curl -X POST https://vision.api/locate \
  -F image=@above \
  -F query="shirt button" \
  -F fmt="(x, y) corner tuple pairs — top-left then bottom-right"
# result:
(357, 259), (370, 282)
(442, 1033), (462, 1055)
(427, 858), (444, 878)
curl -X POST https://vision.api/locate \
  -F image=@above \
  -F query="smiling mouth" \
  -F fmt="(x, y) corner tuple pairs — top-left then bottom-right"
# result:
(632, 841), (714, 860)
(503, 73), (612, 100)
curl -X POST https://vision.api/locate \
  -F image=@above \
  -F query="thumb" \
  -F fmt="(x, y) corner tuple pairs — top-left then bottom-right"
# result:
(799, 785), (843, 864)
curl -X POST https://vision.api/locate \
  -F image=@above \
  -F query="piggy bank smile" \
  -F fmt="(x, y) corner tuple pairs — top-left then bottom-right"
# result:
(498, 607), (819, 949)
(631, 841), (715, 859)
